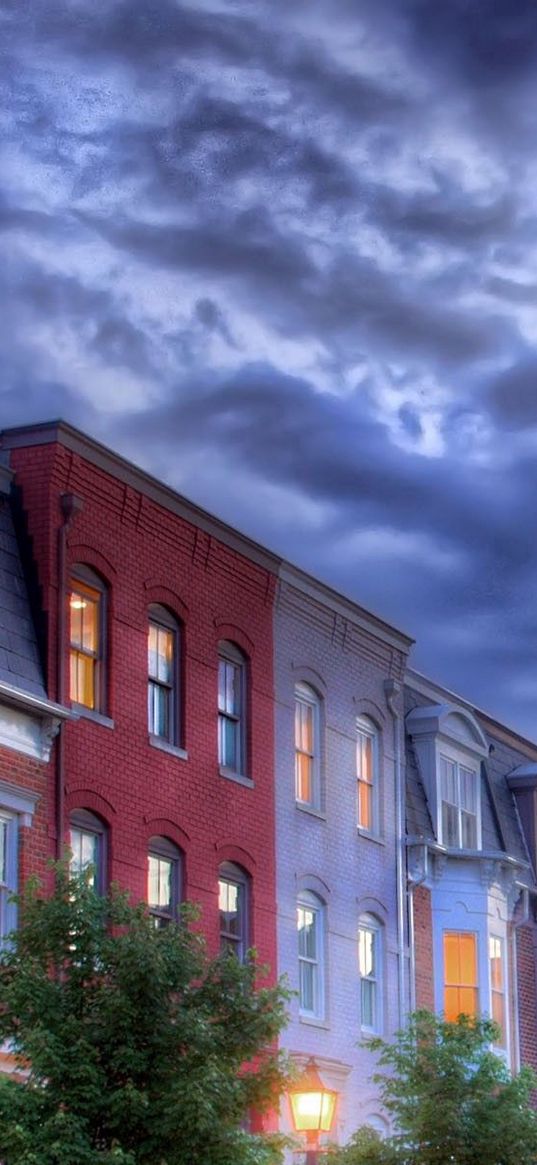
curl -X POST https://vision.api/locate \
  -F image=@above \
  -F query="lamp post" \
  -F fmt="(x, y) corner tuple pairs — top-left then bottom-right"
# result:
(288, 1057), (337, 1165)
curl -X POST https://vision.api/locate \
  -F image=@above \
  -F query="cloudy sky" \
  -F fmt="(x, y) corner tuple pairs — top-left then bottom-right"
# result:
(2, 0), (537, 736)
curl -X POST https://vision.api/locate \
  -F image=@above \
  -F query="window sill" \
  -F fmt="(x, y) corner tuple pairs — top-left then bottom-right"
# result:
(219, 766), (254, 789)
(357, 827), (385, 846)
(296, 802), (326, 821)
(299, 1014), (330, 1030)
(149, 735), (188, 761)
(72, 704), (115, 730)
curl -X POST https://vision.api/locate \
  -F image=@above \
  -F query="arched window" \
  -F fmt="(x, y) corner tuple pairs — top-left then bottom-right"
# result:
(218, 642), (247, 776)
(147, 836), (182, 927)
(356, 716), (380, 834)
(358, 914), (383, 1034)
(69, 566), (107, 713)
(295, 683), (321, 810)
(218, 862), (249, 962)
(69, 809), (107, 893)
(148, 605), (181, 745)
(297, 890), (325, 1019)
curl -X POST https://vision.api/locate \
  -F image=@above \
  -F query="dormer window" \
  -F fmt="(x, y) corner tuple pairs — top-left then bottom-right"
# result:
(440, 756), (478, 849)
(406, 703), (488, 852)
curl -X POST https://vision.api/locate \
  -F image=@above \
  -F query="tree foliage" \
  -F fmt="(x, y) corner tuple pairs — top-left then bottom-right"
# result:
(0, 866), (290, 1165)
(327, 1011), (537, 1165)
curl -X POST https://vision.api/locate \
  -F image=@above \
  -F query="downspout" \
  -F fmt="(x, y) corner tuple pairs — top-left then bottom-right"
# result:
(384, 679), (406, 1027)
(407, 844), (429, 1012)
(55, 493), (83, 859)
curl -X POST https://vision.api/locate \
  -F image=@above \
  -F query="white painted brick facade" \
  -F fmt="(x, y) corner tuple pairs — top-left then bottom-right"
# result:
(274, 576), (410, 1152)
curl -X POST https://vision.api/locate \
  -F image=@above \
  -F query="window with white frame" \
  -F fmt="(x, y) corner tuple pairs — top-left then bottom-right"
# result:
(148, 836), (182, 928)
(218, 642), (247, 775)
(297, 891), (325, 1019)
(443, 931), (478, 1022)
(440, 755), (478, 849)
(69, 809), (107, 894)
(357, 717), (379, 833)
(295, 683), (321, 810)
(489, 935), (506, 1048)
(69, 567), (107, 713)
(219, 862), (249, 962)
(148, 605), (180, 745)
(358, 914), (382, 1033)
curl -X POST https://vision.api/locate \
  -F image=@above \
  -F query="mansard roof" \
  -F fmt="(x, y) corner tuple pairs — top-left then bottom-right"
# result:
(0, 462), (47, 702)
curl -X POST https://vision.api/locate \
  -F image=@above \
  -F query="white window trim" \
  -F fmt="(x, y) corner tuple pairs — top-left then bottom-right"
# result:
(294, 682), (321, 811)
(298, 890), (326, 1021)
(356, 716), (380, 836)
(489, 932), (510, 1059)
(218, 642), (247, 779)
(439, 745), (481, 851)
(0, 782), (37, 941)
(358, 914), (383, 1035)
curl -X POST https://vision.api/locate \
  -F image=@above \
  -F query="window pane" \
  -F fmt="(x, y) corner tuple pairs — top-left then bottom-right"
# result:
(460, 932), (477, 983)
(440, 757), (457, 803)
(219, 714), (238, 769)
(461, 810), (477, 849)
(81, 597), (98, 652)
(358, 780), (372, 830)
(0, 819), (8, 885)
(361, 977), (376, 1028)
(296, 752), (312, 802)
(444, 932), (460, 985)
(357, 732), (373, 782)
(359, 928), (375, 978)
(489, 937), (503, 989)
(458, 987), (478, 1016)
(299, 959), (315, 1013)
(460, 766), (477, 813)
(70, 826), (98, 887)
(148, 681), (169, 738)
(444, 985), (460, 1023)
(442, 801), (459, 847)
(148, 855), (172, 910)
(298, 906), (317, 959)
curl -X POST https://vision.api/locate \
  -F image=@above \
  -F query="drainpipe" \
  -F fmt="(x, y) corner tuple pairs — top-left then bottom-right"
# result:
(407, 843), (429, 1012)
(384, 679), (406, 1027)
(511, 884), (531, 1071)
(55, 493), (83, 859)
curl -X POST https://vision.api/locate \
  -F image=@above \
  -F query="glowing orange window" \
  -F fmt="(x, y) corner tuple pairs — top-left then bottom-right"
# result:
(444, 931), (478, 1021)
(357, 717), (378, 832)
(69, 575), (103, 710)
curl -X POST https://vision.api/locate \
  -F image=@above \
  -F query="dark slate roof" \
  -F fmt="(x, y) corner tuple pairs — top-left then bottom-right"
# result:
(0, 466), (46, 700)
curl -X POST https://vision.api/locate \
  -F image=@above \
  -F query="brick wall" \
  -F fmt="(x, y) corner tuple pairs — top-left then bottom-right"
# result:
(412, 884), (435, 1011)
(9, 439), (278, 974)
(516, 924), (537, 1074)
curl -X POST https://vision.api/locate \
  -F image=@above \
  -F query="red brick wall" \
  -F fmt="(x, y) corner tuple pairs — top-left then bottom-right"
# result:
(10, 440), (278, 975)
(413, 883), (435, 1011)
(516, 924), (537, 1074)
(0, 745), (50, 886)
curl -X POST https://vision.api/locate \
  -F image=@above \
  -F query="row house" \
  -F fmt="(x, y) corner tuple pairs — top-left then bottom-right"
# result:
(0, 420), (536, 1154)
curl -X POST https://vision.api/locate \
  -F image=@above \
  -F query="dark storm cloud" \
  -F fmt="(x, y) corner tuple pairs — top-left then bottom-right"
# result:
(2, 0), (537, 735)
(486, 359), (537, 430)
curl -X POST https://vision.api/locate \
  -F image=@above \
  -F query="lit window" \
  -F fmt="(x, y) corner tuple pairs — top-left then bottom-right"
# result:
(69, 569), (105, 711)
(297, 891), (324, 1019)
(148, 605), (179, 743)
(489, 935), (506, 1048)
(69, 810), (106, 893)
(359, 915), (382, 1033)
(440, 756), (478, 848)
(357, 717), (379, 833)
(148, 836), (181, 928)
(444, 931), (478, 1021)
(295, 684), (321, 809)
(218, 642), (246, 774)
(219, 863), (249, 961)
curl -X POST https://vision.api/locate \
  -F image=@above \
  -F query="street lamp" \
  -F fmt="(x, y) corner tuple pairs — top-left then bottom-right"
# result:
(288, 1057), (337, 1165)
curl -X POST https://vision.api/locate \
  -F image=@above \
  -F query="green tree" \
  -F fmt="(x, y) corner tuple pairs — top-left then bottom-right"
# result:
(0, 866), (290, 1165)
(327, 1011), (537, 1165)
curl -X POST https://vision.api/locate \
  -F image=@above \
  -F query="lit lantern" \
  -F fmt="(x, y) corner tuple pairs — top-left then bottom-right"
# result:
(288, 1058), (337, 1163)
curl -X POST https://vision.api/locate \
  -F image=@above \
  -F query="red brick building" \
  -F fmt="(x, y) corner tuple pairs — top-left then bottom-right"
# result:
(1, 420), (280, 977)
